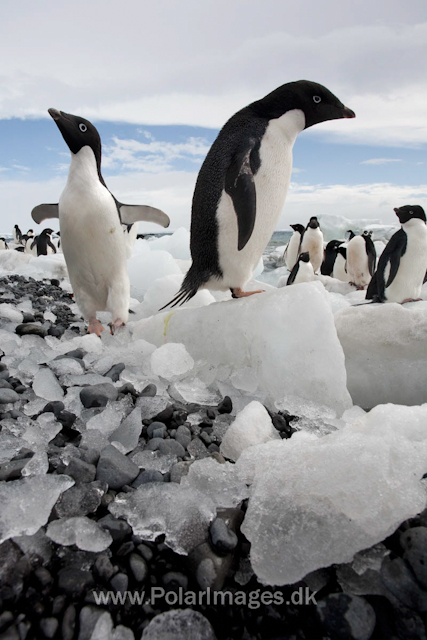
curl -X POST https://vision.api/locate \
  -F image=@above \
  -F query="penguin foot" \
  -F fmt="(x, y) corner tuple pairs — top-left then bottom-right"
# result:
(231, 288), (264, 299)
(401, 298), (423, 304)
(87, 319), (105, 337)
(108, 319), (125, 335)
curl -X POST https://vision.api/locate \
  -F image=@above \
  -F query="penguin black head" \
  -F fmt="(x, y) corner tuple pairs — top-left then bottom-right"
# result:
(48, 108), (102, 165)
(347, 229), (356, 240)
(326, 239), (343, 251)
(307, 216), (320, 230)
(299, 251), (310, 263)
(362, 230), (373, 238)
(251, 80), (355, 129)
(290, 223), (305, 234)
(394, 205), (426, 225)
(42, 228), (54, 236)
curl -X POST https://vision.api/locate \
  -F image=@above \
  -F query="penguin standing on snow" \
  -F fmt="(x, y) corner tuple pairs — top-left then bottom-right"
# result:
(161, 80), (355, 307)
(346, 230), (376, 289)
(286, 252), (314, 285)
(284, 223), (305, 271)
(321, 239), (344, 276)
(31, 109), (170, 336)
(300, 216), (324, 273)
(33, 228), (57, 256)
(0, 238), (8, 250)
(333, 246), (350, 282)
(13, 225), (22, 244)
(366, 205), (427, 303)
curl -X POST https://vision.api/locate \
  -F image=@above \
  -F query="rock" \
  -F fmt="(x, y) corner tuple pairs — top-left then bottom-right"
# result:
(175, 425), (191, 449)
(42, 401), (65, 416)
(65, 457), (97, 484)
(381, 556), (427, 612)
(80, 384), (118, 409)
(154, 405), (174, 424)
(132, 470), (164, 487)
(57, 568), (94, 597)
(0, 458), (28, 481)
(317, 593), (376, 640)
(104, 363), (125, 382)
(188, 541), (234, 591)
(111, 572), (128, 593)
(400, 526), (427, 589)
(94, 554), (116, 582)
(54, 482), (105, 518)
(39, 617), (58, 639)
(209, 518), (238, 555)
(140, 383), (157, 397)
(96, 445), (139, 490)
(97, 514), (132, 542)
(129, 553), (148, 583)
(170, 461), (192, 483)
(187, 437), (209, 460)
(15, 324), (48, 337)
(162, 571), (188, 591)
(218, 396), (232, 414)
(158, 440), (185, 457)
(142, 609), (217, 640)
(0, 389), (19, 404)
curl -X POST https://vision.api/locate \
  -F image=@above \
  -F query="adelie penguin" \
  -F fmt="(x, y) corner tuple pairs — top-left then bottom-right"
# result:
(284, 223), (305, 271)
(13, 225), (22, 245)
(0, 237), (8, 250)
(162, 80), (355, 307)
(300, 216), (324, 274)
(286, 252), (314, 286)
(346, 230), (376, 289)
(333, 246), (350, 282)
(321, 239), (344, 276)
(366, 205), (427, 304)
(31, 109), (170, 336)
(32, 228), (57, 256)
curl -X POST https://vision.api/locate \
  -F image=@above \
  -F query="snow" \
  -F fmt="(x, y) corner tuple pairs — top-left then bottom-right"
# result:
(335, 301), (427, 407)
(0, 475), (74, 544)
(220, 401), (280, 461)
(133, 282), (352, 415)
(46, 516), (112, 552)
(109, 483), (217, 554)
(238, 403), (427, 585)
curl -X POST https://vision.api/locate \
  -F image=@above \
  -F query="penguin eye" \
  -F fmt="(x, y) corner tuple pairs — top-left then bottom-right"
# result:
(313, 96), (321, 104)
(79, 123), (87, 132)
(409, 210), (413, 215)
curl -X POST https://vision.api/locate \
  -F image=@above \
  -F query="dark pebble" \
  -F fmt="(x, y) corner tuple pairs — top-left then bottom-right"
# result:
(0, 380), (12, 390)
(162, 571), (188, 591)
(79, 448), (100, 466)
(48, 325), (65, 338)
(0, 389), (20, 404)
(401, 526), (427, 589)
(61, 605), (76, 640)
(129, 553), (148, 583)
(154, 405), (174, 424)
(22, 313), (35, 323)
(140, 384), (157, 397)
(317, 593), (376, 640)
(65, 457), (97, 483)
(210, 517), (238, 555)
(158, 440), (186, 457)
(104, 363), (125, 382)
(218, 396), (232, 414)
(54, 482), (105, 518)
(0, 612), (14, 632)
(39, 617), (58, 639)
(57, 568), (94, 597)
(381, 555), (427, 611)
(187, 437), (209, 459)
(98, 514), (132, 542)
(94, 554), (116, 582)
(132, 470), (164, 487)
(117, 541), (135, 557)
(42, 401), (65, 416)
(147, 421), (167, 438)
(13, 385), (26, 394)
(118, 382), (137, 396)
(15, 324), (48, 337)
(136, 544), (154, 563)
(110, 572), (128, 593)
(56, 348), (85, 360)
(80, 384), (118, 408)
(206, 408), (216, 420)
(96, 444), (139, 490)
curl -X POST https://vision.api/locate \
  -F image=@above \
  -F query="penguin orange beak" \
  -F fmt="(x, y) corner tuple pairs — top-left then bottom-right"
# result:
(48, 108), (61, 121)
(342, 107), (356, 118)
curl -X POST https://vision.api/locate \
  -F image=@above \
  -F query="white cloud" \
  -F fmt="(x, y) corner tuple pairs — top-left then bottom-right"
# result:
(360, 158), (402, 165)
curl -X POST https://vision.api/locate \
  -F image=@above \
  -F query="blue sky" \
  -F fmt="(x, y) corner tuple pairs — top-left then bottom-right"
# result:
(0, 0), (426, 233)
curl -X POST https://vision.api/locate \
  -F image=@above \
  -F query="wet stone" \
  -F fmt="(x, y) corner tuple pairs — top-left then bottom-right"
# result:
(218, 396), (232, 414)
(80, 384), (118, 409)
(129, 553), (148, 583)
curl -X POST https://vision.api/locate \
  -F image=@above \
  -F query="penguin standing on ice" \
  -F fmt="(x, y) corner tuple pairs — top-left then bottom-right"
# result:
(31, 109), (170, 335)
(0, 238), (8, 250)
(161, 80), (355, 307)
(299, 216), (324, 274)
(321, 239), (343, 276)
(286, 252), (314, 285)
(366, 205), (427, 303)
(333, 246), (350, 282)
(33, 228), (57, 256)
(346, 230), (376, 289)
(13, 225), (22, 244)
(284, 223), (305, 271)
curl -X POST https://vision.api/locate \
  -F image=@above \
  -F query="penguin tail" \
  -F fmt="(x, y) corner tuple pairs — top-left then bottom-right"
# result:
(159, 266), (210, 311)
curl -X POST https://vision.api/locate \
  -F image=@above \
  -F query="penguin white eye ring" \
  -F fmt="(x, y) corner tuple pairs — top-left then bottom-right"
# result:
(79, 123), (87, 132)
(313, 95), (321, 103)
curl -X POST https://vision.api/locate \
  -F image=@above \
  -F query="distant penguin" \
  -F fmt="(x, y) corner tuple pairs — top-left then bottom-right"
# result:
(366, 205), (427, 303)
(35, 228), (57, 256)
(346, 231), (376, 289)
(321, 239), (344, 276)
(161, 80), (355, 307)
(24, 235), (37, 255)
(0, 237), (8, 250)
(13, 225), (22, 244)
(347, 230), (356, 240)
(286, 252), (315, 285)
(332, 246), (350, 282)
(284, 223), (305, 271)
(31, 109), (170, 335)
(300, 216), (324, 273)
(27, 229), (34, 238)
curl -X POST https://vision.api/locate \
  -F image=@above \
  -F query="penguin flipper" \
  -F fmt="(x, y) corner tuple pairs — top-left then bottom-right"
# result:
(286, 262), (299, 286)
(47, 239), (57, 254)
(366, 237), (377, 276)
(366, 229), (407, 300)
(118, 204), (170, 228)
(31, 204), (59, 224)
(225, 139), (258, 251)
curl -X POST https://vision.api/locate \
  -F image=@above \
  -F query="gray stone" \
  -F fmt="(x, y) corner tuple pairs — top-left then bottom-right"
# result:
(62, 604), (77, 640)
(97, 514), (132, 542)
(188, 542), (234, 591)
(110, 572), (128, 593)
(104, 363), (125, 382)
(129, 553), (148, 583)
(54, 481), (106, 518)
(65, 457), (97, 483)
(15, 323), (48, 337)
(132, 470), (164, 487)
(209, 517), (238, 555)
(401, 526), (427, 589)
(0, 458), (28, 481)
(381, 555), (427, 612)
(170, 461), (192, 483)
(187, 437), (209, 459)
(175, 425), (191, 449)
(58, 568), (94, 597)
(141, 609), (216, 640)
(39, 617), (58, 639)
(80, 384), (118, 408)
(158, 440), (185, 458)
(317, 593), (376, 640)
(0, 388), (20, 404)
(96, 445), (139, 490)
(94, 554), (117, 582)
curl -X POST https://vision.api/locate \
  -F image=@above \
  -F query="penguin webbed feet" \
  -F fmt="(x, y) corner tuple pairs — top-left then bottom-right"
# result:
(401, 298), (423, 304)
(230, 287), (264, 299)
(108, 319), (126, 335)
(87, 318), (105, 337)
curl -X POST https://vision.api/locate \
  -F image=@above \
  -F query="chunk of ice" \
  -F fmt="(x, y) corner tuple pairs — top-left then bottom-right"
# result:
(0, 303), (23, 323)
(220, 401), (280, 461)
(110, 407), (142, 454)
(46, 516), (112, 552)
(0, 475), (74, 544)
(32, 367), (64, 401)
(142, 609), (216, 640)
(169, 378), (221, 405)
(130, 450), (178, 473)
(239, 403), (427, 585)
(109, 483), (216, 554)
(86, 399), (132, 438)
(181, 458), (249, 508)
(136, 275), (215, 319)
(128, 250), (181, 301)
(150, 343), (194, 380)
(21, 451), (49, 476)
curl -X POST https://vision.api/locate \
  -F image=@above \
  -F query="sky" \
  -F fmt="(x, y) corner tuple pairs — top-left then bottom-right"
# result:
(0, 0), (426, 235)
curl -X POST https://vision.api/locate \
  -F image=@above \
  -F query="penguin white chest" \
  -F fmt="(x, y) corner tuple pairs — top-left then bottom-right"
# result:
(294, 260), (314, 284)
(300, 228), (324, 273)
(347, 236), (370, 287)
(59, 147), (129, 317)
(385, 221), (427, 302)
(285, 232), (301, 271)
(214, 110), (305, 290)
